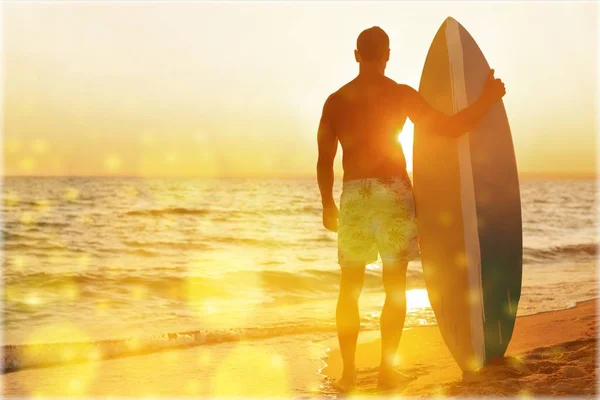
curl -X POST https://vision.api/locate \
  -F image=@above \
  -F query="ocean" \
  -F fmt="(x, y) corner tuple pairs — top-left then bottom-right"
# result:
(2, 177), (597, 387)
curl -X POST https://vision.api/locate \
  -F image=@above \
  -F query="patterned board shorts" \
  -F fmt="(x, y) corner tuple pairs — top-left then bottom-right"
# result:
(338, 176), (420, 266)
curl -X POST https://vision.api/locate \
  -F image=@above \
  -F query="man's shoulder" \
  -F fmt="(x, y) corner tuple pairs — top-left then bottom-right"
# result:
(330, 80), (355, 99)
(395, 83), (417, 95)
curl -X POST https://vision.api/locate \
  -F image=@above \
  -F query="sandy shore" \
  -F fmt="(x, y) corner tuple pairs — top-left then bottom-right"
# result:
(321, 299), (598, 397)
(2, 300), (597, 397)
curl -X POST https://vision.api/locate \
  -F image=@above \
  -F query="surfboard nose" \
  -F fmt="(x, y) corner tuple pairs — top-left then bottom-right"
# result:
(444, 16), (458, 25)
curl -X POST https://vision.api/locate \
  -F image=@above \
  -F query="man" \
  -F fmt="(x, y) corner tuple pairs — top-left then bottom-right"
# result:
(316, 26), (505, 392)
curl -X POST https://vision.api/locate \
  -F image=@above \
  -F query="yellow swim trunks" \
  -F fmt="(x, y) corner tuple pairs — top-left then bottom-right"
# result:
(338, 176), (419, 266)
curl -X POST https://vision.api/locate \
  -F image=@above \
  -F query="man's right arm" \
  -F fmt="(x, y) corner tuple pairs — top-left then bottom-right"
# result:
(401, 69), (506, 138)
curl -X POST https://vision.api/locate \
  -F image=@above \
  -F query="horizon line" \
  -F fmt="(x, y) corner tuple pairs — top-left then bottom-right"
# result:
(2, 173), (598, 180)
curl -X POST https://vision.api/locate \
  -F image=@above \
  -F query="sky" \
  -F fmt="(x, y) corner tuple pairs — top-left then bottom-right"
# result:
(2, 1), (598, 178)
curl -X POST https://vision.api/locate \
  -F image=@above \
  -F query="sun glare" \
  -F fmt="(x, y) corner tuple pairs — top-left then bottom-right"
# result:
(397, 121), (414, 173)
(406, 289), (431, 310)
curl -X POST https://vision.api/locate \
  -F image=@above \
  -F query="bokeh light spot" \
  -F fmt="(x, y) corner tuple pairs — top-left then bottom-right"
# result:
(20, 157), (37, 172)
(105, 154), (122, 171)
(20, 212), (36, 225)
(4, 191), (20, 206)
(64, 188), (80, 202)
(32, 139), (48, 154)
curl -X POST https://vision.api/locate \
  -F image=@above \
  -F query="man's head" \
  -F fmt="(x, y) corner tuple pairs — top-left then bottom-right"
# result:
(354, 26), (390, 73)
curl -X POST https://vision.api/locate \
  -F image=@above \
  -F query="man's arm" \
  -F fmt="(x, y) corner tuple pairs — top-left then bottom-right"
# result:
(317, 95), (339, 232)
(317, 96), (338, 207)
(402, 69), (506, 138)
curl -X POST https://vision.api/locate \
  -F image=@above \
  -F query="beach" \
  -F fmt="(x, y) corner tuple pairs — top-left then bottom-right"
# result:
(1, 300), (595, 397)
(322, 299), (598, 397)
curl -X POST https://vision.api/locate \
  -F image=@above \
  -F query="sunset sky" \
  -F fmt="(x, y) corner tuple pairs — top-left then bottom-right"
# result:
(3, 1), (597, 178)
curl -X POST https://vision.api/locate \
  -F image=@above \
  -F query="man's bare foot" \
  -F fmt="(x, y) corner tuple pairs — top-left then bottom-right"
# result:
(377, 367), (410, 390)
(332, 371), (356, 393)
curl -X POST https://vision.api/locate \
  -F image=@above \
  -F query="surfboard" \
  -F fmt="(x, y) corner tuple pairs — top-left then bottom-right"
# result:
(413, 17), (523, 372)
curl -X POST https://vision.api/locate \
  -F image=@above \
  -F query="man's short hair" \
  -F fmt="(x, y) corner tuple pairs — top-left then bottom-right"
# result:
(356, 26), (389, 61)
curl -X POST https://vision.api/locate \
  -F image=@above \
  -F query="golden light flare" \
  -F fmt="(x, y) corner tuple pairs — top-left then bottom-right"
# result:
(5, 277), (80, 307)
(64, 187), (80, 202)
(20, 157), (37, 172)
(20, 212), (36, 225)
(20, 323), (98, 396)
(130, 284), (148, 300)
(307, 381), (321, 394)
(24, 292), (42, 306)
(4, 190), (20, 206)
(104, 154), (123, 171)
(212, 345), (290, 397)
(31, 391), (48, 400)
(34, 199), (51, 214)
(518, 389), (534, 399)
(9, 254), (28, 270)
(405, 288), (431, 310)
(397, 120), (415, 173)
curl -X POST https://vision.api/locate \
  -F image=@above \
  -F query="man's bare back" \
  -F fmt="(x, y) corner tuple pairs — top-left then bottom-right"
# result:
(322, 75), (411, 182)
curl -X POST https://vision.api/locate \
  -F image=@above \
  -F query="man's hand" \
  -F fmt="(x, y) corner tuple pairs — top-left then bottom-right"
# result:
(322, 204), (339, 232)
(482, 69), (506, 104)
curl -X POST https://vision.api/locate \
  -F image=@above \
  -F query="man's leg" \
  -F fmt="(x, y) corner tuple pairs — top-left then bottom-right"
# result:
(335, 264), (366, 390)
(379, 261), (408, 385)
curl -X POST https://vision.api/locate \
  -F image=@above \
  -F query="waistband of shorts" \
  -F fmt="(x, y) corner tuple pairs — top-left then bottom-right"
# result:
(342, 175), (411, 188)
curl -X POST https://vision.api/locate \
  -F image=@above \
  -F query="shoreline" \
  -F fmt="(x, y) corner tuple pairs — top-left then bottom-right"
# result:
(2, 296), (597, 375)
(321, 298), (598, 396)
(1, 300), (597, 397)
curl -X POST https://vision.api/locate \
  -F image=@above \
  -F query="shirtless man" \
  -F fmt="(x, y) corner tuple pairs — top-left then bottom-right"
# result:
(316, 26), (505, 391)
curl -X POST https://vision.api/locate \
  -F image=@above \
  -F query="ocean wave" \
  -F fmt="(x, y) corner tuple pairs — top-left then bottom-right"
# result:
(210, 236), (290, 248)
(2, 322), (338, 373)
(123, 205), (322, 219)
(124, 207), (210, 216)
(3, 268), (425, 301)
(524, 243), (597, 264)
(2, 231), (29, 241)
(3, 242), (77, 253)
(123, 240), (212, 251)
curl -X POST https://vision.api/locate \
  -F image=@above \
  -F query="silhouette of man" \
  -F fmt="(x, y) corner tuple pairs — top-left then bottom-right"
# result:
(317, 26), (505, 391)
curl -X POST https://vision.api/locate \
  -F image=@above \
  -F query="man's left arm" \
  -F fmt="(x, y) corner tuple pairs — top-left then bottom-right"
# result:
(316, 96), (339, 232)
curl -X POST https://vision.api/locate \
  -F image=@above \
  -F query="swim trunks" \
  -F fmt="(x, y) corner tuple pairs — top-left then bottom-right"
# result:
(338, 175), (419, 265)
